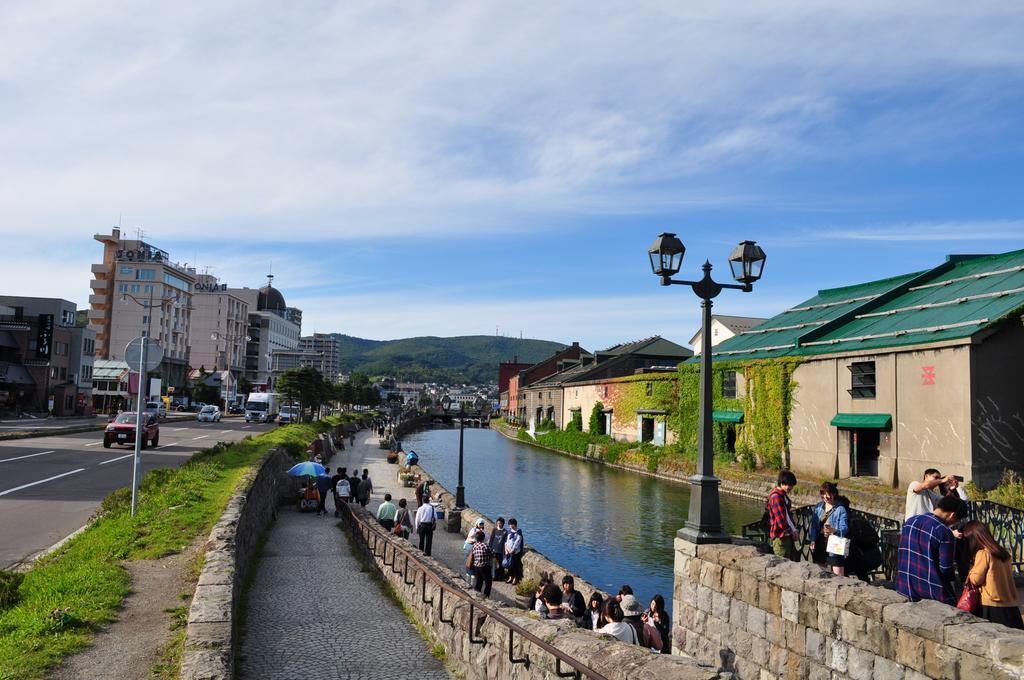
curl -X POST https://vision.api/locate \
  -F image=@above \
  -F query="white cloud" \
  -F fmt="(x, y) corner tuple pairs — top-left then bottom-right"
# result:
(783, 220), (1024, 244)
(0, 2), (1021, 242)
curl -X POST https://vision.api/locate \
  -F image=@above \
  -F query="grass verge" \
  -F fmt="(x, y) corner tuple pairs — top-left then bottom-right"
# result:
(0, 415), (357, 680)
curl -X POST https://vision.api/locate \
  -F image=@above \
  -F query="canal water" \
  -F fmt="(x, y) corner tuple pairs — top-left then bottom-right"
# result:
(403, 427), (764, 611)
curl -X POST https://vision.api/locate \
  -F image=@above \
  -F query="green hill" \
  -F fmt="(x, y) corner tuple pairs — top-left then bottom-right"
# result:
(332, 334), (566, 384)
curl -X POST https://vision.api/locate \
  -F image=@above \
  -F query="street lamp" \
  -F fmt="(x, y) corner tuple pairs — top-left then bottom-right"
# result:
(648, 232), (766, 544)
(441, 394), (468, 509)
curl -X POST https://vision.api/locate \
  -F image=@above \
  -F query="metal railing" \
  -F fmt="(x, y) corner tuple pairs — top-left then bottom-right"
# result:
(743, 500), (1024, 578)
(339, 502), (610, 680)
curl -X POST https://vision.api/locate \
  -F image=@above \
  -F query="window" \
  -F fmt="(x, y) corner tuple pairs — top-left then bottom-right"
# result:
(120, 266), (134, 275)
(61, 310), (75, 326)
(136, 268), (155, 280)
(722, 371), (737, 399)
(646, 382), (653, 397)
(849, 361), (876, 399)
(64, 395), (73, 410)
(131, 284), (141, 294)
(118, 283), (129, 293)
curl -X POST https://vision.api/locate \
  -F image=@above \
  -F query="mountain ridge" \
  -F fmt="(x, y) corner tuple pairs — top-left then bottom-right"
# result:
(331, 333), (568, 384)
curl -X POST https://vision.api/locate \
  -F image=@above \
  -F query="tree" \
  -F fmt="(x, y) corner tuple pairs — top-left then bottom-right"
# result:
(276, 366), (331, 421)
(589, 401), (606, 435)
(236, 375), (253, 397)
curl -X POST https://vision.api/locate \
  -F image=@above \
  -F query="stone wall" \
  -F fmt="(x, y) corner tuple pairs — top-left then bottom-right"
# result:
(673, 539), (1024, 679)
(347, 502), (723, 680)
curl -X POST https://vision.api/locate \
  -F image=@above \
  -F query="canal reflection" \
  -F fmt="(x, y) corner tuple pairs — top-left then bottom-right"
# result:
(403, 428), (764, 611)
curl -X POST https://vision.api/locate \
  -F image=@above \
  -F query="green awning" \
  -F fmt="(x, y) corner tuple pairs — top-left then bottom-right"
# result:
(831, 413), (892, 429)
(712, 410), (744, 423)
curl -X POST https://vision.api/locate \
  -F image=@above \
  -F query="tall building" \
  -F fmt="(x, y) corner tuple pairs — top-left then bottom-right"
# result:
(228, 276), (301, 389)
(89, 228), (195, 388)
(0, 296), (96, 415)
(188, 274), (250, 374)
(299, 333), (341, 380)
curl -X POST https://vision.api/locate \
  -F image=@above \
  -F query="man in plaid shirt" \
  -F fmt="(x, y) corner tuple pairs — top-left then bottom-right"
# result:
(897, 495), (966, 604)
(470, 530), (493, 597)
(767, 470), (799, 560)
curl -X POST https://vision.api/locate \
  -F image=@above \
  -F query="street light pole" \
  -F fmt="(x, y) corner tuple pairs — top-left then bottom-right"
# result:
(648, 234), (766, 544)
(456, 401), (466, 508)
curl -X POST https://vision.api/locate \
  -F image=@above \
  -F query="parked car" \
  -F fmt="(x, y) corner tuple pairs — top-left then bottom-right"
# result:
(197, 405), (222, 423)
(144, 401), (166, 419)
(103, 412), (160, 448)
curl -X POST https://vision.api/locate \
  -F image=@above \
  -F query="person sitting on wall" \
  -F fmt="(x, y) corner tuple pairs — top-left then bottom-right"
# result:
(897, 495), (966, 605)
(766, 470), (799, 561)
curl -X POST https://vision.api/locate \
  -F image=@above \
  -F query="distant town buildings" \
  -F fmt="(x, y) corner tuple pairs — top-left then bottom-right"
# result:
(188, 274), (250, 377)
(229, 276), (301, 390)
(689, 315), (767, 355)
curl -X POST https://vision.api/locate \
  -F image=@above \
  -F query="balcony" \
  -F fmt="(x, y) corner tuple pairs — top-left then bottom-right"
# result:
(89, 279), (109, 291)
(87, 308), (106, 320)
(91, 263), (110, 275)
(88, 294), (109, 306)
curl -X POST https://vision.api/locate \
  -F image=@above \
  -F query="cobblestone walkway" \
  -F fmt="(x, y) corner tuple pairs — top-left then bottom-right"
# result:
(238, 487), (451, 679)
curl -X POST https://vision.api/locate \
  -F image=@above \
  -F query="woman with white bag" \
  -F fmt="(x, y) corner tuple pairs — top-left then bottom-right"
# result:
(809, 481), (849, 576)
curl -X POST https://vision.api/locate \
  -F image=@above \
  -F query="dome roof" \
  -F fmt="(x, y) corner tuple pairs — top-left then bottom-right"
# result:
(257, 284), (286, 311)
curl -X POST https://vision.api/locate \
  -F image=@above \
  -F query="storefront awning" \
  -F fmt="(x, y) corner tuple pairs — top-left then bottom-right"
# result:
(712, 410), (744, 423)
(0, 364), (35, 385)
(831, 413), (892, 429)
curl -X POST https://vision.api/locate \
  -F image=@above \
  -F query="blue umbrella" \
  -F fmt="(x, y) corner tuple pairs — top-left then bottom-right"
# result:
(287, 461), (326, 477)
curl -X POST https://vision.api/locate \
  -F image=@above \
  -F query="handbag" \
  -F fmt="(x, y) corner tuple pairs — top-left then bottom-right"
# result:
(957, 581), (981, 614)
(393, 523), (404, 537)
(501, 554), (513, 569)
(465, 551), (475, 570)
(826, 534), (851, 557)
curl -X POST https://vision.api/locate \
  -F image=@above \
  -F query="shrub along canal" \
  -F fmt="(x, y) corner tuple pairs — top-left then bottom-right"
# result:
(403, 427), (764, 610)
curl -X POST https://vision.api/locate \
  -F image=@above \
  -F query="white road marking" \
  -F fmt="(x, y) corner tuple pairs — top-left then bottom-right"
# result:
(192, 435), (209, 440)
(0, 450), (56, 463)
(155, 444), (175, 450)
(0, 468), (85, 496)
(99, 453), (135, 466)
(240, 426), (251, 430)
(84, 442), (103, 447)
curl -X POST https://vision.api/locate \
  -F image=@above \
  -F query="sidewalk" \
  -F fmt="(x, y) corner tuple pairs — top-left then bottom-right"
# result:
(237, 435), (451, 679)
(337, 431), (521, 608)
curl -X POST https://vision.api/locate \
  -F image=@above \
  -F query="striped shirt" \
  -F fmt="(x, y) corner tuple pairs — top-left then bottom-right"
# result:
(896, 513), (956, 605)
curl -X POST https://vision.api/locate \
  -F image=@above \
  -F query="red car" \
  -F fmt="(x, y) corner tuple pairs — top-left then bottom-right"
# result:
(103, 412), (160, 448)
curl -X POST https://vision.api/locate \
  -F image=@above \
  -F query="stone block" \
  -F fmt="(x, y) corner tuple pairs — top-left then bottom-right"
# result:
(183, 621), (231, 650)
(747, 606), (767, 639)
(847, 645), (875, 680)
(864, 618), (896, 659)
(713, 592), (732, 622)
(990, 633), (1024, 666)
(765, 614), (784, 646)
(721, 567), (740, 596)
(735, 658), (761, 680)
(760, 582), (782, 616)
(798, 595), (818, 628)
(730, 599), (749, 627)
(758, 668), (775, 680)
(783, 621), (805, 655)
(806, 661), (831, 680)
(751, 636), (771, 667)
(873, 655), (906, 680)
(806, 629), (825, 663)
(780, 589), (799, 623)
(769, 644), (789, 675)
(741, 575), (761, 607)
(697, 585), (713, 613)
(837, 582), (906, 619)
(816, 601), (839, 637)
(738, 553), (782, 581)
(765, 561), (822, 595)
(828, 639), (849, 674)
(732, 627), (753, 660)
(700, 562), (722, 589)
(895, 630), (926, 674)
(718, 545), (758, 569)
(943, 621), (1004, 655)
(187, 583), (233, 625)
(784, 652), (807, 680)
(884, 601), (973, 643)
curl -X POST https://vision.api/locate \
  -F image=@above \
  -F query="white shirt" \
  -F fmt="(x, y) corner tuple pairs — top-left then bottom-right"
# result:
(415, 503), (437, 530)
(905, 481), (941, 520)
(598, 622), (638, 645)
(335, 479), (350, 496)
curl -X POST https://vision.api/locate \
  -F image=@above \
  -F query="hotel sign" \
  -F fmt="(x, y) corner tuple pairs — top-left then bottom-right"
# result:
(115, 247), (164, 263)
(195, 282), (228, 292)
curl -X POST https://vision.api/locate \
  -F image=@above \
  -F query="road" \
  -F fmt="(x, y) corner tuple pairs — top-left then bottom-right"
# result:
(0, 418), (275, 569)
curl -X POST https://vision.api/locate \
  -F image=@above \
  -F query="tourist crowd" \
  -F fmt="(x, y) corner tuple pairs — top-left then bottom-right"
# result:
(765, 467), (1022, 630)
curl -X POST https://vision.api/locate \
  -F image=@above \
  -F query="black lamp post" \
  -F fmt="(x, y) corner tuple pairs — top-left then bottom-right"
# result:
(648, 232), (766, 544)
(442, 395), (467, 508)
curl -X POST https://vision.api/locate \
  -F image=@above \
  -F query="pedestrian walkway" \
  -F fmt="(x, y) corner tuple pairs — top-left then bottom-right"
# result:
(237, 470), (451, 679)
(337, 430), (520, 607)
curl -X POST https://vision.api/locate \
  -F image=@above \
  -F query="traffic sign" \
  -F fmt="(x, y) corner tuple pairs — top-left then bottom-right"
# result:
(125, 337), (163, 372)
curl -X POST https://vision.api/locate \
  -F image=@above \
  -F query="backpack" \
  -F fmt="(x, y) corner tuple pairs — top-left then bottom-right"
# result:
(847, 515), (879, 550)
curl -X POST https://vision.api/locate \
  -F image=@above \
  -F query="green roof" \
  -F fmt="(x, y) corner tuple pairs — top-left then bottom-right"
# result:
(712, 410), (744, 423)
(703, 249), (1024, 362)
(830, 413), (892, 429)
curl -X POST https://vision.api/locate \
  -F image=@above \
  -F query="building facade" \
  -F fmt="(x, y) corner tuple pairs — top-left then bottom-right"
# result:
(298, 333), (342, 381)
(688, 315), (767, 355)
(229, 277), (301, 389)
(89, 228), (194, 389)
(0, 296), (96, 416)
(188, 274), (250, 375)
(705, 249), (1024, 488)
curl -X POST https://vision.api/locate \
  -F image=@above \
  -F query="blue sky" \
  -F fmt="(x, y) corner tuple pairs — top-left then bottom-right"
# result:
(3, 2), (1023, 349)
